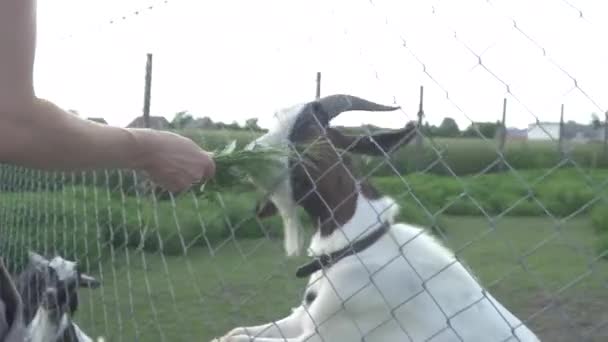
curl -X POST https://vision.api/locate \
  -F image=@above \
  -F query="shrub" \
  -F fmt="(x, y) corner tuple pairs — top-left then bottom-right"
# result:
(595, 204), (608, 260)
(591, 204), (608, 235)
(372, 168), (607, 218)
(343, 137), (606, 177)
(0, 186), (113, 273)
(443, 196), (485, 216)
(105, 191), (288, 256)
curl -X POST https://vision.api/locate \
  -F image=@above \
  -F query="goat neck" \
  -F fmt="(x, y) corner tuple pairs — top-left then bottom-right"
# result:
(301, 168), (399, 257)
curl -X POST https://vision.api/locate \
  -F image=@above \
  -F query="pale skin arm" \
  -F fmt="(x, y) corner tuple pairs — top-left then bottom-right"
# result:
(0, 0), (215, 193)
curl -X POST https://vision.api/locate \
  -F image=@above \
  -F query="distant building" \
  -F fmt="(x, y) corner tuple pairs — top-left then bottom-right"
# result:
(527, 121), (605, 142)
(127, 116), (171, 130)
(527, 122), (561, 140)
(505, 127), (528, 140)
(87, 117), (107, 125)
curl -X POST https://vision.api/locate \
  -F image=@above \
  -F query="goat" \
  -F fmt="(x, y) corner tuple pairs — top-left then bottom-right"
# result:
(214, 94), (541, 341)
(0, 257), (26, 342)
(16, 252), (100, 342)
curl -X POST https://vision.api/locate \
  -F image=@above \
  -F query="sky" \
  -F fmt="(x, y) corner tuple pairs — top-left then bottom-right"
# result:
(32, 0), (608, 130)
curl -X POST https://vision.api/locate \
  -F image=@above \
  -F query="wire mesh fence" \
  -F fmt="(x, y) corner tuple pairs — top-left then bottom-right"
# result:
(2, 0), (608, 341)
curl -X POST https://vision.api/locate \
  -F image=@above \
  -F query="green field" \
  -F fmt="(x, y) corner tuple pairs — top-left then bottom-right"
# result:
(69, 216), (608, 342)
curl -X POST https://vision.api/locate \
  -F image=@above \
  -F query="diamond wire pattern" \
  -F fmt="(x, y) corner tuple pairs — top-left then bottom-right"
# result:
(1, 0), (607, 341)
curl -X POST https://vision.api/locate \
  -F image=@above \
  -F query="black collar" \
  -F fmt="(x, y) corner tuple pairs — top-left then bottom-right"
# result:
(295, 221), (391, 278)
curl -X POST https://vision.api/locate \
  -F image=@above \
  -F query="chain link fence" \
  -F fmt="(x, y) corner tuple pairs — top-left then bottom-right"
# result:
(2, 0), (608, 341)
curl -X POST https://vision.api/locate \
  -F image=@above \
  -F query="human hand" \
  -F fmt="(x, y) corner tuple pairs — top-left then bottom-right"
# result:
(132, 129), (216, 193)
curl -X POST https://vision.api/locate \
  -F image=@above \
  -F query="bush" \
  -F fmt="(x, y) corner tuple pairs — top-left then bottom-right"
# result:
(352, 138), (607, 177)
(2, 162), (607, 271)
(105, 191), (289, 256)
(0, 187), (290, 269)
(372, 168), (607, 219)
(594, 204), (608, 259)
(591, 204), (608, 235)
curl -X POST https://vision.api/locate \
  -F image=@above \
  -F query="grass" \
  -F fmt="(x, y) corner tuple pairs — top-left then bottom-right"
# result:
(71, 215), (608, 342)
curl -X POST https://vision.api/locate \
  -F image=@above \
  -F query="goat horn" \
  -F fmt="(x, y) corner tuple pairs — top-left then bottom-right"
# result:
(316, 94), (400, 121)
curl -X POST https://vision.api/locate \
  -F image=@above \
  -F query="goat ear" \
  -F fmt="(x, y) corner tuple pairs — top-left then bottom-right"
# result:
(326, 121), (417, 156)
(255, 198), (278, 219)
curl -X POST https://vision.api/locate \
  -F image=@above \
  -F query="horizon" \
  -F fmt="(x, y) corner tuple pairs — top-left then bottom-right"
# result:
(101, 108), (605, 131)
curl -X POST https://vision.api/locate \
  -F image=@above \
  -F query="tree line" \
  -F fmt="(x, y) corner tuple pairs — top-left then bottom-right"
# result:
(168, 110), (605, 140)
(421, 118), (503, 138)
(169, 111), (267, 132)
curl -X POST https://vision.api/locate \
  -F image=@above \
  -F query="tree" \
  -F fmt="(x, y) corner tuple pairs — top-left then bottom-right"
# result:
(435, 117), (460, 137)
(591, 113), (602, 129)
(245, 118), (262, 131)
(463, 121), (501, 138)
(170, 110), (194, 129)
(225, 121), (241, 130)
(420, 122), (433, 136)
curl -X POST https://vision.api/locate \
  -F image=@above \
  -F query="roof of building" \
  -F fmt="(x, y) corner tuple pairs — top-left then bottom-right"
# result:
(87, 117), (108, 124)
(126, 116), (171, 129)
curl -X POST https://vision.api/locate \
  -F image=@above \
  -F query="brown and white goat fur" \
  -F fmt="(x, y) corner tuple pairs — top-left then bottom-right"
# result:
(215, 95), (540, 341)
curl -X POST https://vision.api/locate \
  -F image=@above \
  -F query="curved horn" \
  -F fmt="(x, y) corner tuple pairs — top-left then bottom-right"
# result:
(316, 94), (400, 121)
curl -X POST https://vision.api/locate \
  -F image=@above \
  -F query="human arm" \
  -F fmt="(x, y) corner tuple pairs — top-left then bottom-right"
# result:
(0, 99), (215, 193)
(0, 0), (215, 193)
(0, 0), (36, 106)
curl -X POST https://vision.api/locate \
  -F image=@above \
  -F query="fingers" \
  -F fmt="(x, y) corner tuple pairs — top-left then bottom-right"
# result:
(131, 129), (217, 194)
(150, 151), (216, 194)
(203, 151), (217, 179)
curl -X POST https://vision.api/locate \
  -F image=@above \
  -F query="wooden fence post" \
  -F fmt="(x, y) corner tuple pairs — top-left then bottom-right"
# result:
(315, 72), (321, 100)
(498, 98), (507, 171)
(558, 104), (565, 159)
(143, 53), (153, 128)
(604, 111), (608, 158)
(415, 86), (424, 171)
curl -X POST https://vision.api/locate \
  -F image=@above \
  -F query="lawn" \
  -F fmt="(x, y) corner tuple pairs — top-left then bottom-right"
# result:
(73, 215), (608, 342)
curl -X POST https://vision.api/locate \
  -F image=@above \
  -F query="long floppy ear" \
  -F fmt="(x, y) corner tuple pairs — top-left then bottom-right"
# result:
(326, 121), (418, 156)
(255, 198), (279, 219)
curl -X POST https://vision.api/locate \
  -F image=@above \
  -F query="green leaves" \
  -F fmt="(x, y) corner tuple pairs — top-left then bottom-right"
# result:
(199, 140), (290, 196)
